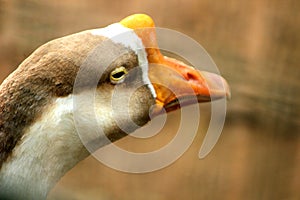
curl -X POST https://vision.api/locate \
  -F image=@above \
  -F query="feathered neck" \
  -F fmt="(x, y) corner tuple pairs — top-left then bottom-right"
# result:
(0, 96), (90, 199)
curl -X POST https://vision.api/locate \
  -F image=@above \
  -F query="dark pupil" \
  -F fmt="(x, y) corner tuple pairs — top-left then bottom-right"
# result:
(112, 71), (125, 79)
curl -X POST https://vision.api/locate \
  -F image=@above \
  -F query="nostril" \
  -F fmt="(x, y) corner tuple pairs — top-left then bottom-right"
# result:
(186, 71), (199, 81)
(187, 72), (194, 80)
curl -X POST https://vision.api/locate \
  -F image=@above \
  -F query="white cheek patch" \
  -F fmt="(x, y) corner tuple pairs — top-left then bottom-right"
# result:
(90, 23), (156, 98)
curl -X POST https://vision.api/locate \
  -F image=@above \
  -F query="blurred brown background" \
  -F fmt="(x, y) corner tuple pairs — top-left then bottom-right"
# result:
(0, 0), (299, 199)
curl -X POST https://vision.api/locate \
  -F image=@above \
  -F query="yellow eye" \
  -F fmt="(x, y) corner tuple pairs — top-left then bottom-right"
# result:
(110, 66), (128, 84)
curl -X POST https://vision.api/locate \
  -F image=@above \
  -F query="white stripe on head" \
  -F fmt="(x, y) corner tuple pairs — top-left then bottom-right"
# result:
(90, 23), (156, 98)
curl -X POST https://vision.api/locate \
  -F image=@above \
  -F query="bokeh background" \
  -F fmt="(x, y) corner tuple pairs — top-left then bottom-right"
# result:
(1, 0), (299, 199)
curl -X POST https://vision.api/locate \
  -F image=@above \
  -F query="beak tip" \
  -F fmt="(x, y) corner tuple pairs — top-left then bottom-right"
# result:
(222, 78), (231, 100)
(226, 86), (231, 100)
(201, 71), (231, 101)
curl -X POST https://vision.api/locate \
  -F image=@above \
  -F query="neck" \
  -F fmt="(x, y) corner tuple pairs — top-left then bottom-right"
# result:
(0, 95), (89, 199)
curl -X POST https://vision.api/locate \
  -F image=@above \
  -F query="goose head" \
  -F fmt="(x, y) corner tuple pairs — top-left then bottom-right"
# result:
(0, 14), (230, 199)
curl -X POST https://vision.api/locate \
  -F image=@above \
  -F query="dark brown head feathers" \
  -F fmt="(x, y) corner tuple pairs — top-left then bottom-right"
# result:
(0, 31), (108, 168)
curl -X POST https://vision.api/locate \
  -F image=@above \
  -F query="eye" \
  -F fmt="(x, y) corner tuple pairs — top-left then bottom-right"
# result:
(110, 66), (128, 84)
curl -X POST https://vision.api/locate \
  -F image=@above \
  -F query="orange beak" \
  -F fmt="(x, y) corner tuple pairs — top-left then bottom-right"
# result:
(120, 14), (230, 115)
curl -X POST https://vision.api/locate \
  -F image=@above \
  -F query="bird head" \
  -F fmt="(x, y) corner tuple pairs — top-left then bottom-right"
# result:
(74, 13), (230, 146)
(0, 13), (230, 198)
(0, 13), (230, 157)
